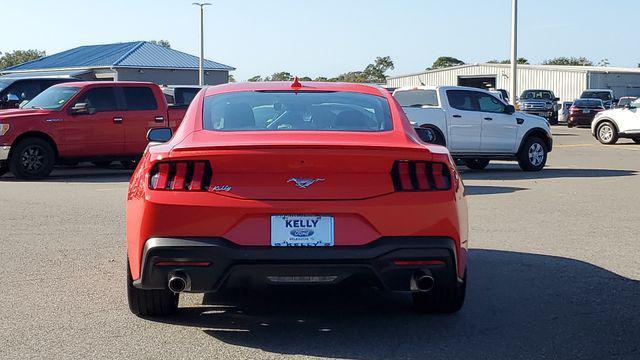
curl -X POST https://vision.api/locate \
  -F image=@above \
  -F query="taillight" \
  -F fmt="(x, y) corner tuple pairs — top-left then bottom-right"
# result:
(391, 161), (452, 191)
(149, 161), (212, 191)
(569, 106), (579, 113)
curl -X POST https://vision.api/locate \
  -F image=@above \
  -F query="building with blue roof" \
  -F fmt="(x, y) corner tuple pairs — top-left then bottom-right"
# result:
(0, 41), (235, 85)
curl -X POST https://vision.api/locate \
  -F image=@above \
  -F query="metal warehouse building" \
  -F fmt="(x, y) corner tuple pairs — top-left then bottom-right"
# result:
(0, 41), (234, 85)
(387, 63), (640, 102)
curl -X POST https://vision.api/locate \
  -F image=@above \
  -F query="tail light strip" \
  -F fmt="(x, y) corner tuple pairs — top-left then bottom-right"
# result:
(149, 161), (212, 191)
(391, 161), (452, 191)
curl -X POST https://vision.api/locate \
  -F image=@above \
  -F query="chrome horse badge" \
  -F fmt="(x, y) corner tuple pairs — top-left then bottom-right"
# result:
(287, 178), (325, 189)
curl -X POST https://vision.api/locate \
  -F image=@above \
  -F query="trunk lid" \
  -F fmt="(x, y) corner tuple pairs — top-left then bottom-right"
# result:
(168, 131), (431, 200)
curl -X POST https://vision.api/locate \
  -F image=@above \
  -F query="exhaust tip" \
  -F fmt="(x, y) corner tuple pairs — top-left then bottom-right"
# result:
(411, 271), (435, 292)
(168, 274), (187, 293)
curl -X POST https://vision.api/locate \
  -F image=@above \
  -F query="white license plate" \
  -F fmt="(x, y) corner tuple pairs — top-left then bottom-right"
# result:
(271, 215), (334, 247)
(582, 109), (590, 113)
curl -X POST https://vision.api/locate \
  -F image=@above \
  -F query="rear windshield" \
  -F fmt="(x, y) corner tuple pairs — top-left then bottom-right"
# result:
(581, 91), (612, 101)
(521, 90), (554, 100)
(393, 89), (439, 107)
(574, 99), (603, 108)
(202, 91), (392, 132)
(174, 88), (201, 106)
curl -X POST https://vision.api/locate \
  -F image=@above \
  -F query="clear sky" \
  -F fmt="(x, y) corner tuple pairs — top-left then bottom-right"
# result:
(1, 0), (638, 80)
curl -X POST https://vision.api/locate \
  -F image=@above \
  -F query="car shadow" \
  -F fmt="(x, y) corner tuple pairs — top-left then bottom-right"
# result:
(460, 165), (637, 181)
(464, 185), (528, 195)
(0, 165), (133, 183)
(152, 250), (640, 360)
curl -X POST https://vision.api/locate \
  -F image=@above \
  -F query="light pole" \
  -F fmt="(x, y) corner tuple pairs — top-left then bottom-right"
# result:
(510, 0), (518, 105)
(193, 2), (211, 85)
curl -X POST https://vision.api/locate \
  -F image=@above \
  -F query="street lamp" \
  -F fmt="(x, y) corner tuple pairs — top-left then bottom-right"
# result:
(193, 2), (212, 86)
(510, 0), (518, 105)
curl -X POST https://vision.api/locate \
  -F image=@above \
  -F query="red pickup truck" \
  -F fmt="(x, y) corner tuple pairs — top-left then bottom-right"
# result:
(0, 81), (188, 179)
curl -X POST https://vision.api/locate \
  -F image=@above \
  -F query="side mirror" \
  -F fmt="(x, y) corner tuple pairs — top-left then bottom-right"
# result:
(147, 127), (173, 143)
(69, 102), (91, 115)
(505, 105), (516, 114)
(414, 127), (437, 144)
(554, 97), (560, 102)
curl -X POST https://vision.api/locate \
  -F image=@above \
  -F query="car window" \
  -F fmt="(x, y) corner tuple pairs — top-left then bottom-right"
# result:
(203, 91), (392, 132)
(476, 93), (506, 113)
(24, 86), (80, 110)
(446, 90), (476, 111)
(174, 88), (201, 106)
(574, 99), (603, 108)
(123, 87), (158, 111)
(521, 90), (554, 100)
(75, 87), (118, 112)
(393, 89), (439, 107)
(581, 91), (612, 101)
(5, 80), (42, 101)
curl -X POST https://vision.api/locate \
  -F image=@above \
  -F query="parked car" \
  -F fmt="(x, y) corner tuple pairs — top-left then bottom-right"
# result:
(0, 81), (187, 179)
(567, 99), (605, 128)
(516, 89), (560, 124)
(393, 86), (553, 171)
(580, 89), (615, 109)
(126, 81), (468, 316)
(496, 89), (510, 103)
(0, 77), (79, 109)
(591, 97), (640, 144)
(161, 85), (204, 106)
(560, 101), (573, 122)
(615, 96), (637, 108)
(490, 90), (507, 103)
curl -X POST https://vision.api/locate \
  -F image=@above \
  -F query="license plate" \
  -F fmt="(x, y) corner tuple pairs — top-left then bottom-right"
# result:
(582, 109), (590, 113)
(271, 215), (334, 247)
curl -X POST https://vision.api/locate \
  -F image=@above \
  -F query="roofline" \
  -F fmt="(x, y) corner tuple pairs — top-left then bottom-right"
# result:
(112, 41), (146, 66)
(113, 65), (234, 71)
(387, 63), (640, 80)
(1, 65), (234, 75)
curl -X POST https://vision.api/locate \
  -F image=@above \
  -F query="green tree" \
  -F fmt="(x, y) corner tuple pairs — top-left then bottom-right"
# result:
(247, 75), (263, 82)
(362, 56), (395, 83)
(429, 56), (465, 70)
(314, 76), (329, 81)
(0, 49), (46, 69)
(266, 71), (293, 81)
(542, 57), (593, 66)
(597, 58), (610, 67)
(228, 74), (236, 83)
(487, 58), (529, 64)
(299, 76), (313, 81)
(149, 40), (171, 48)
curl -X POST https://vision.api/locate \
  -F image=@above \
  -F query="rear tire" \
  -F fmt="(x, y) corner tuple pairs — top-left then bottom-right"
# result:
(8, 137), (56, 180)
(633, 138), (640, 144)
(412, 271), (466, 313)
(517, 137), (547, 172)
(0, 164), (8, 177)
(596, 121), (618, 145)
(127, 261), (178, 317)
(463, 158), (490, 170)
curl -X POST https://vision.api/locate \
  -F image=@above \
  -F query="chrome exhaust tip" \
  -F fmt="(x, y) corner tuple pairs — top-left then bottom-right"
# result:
(167, 273), (188, 293)
(411, 271), (435, 292)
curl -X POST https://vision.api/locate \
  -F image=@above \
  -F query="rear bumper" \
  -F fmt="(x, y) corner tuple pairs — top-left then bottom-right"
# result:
(133, 236), (461, 293)
(568, 115), (595, 126)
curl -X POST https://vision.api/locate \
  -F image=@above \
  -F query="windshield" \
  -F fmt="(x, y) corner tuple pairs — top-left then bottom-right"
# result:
(23, 86), (80, 110)
(521, 90), (554, 100)
(393, 89), (439, 107)
(581, 91), (612, 101)
(174, 88), (202, 106)
(574, 99), (603, 108)
(203, 91), (392, 132)
(618, 97), (636, 106)
(0, 79), (13, 93)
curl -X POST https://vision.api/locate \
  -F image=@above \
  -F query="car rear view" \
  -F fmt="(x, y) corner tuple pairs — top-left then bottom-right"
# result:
(568, 99), (605, 127)
(126, 81), (468, 317)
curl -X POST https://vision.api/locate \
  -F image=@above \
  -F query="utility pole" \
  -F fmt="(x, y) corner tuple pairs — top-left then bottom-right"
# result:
(193, 2), (211, 85)
(510, 0), (518, 105)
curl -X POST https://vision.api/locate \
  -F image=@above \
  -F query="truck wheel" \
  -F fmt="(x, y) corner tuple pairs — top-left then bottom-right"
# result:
(517, 137), (547, 171)
(127, 261), (178, 317)
(632, 138), (640, 144)
(463, 158), (490, 170)
(413, 271), (466, 313)
(550, 112), (559, 125)
(596, 122), (618, 145)
(8, 138), (56, 180)
(0, 164), (8, 177)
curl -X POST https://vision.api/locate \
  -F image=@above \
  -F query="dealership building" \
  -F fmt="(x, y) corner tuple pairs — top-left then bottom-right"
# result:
(0, 41), (234, 85)
(387, 63), (640, 102)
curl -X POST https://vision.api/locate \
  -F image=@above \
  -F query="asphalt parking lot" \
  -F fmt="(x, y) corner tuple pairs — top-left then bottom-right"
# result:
(1, 127), (639, 360)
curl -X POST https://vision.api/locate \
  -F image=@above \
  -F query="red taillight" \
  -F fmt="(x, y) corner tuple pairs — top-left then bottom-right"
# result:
(569, 106), (579, 113)
(149, 161), (212, 191)
(394, 260), (446, 266)
(391, 161), (452, 191)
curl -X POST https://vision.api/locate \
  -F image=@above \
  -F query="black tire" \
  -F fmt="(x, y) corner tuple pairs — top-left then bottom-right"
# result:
(463, 158), (490, 170)
(92, 161), (112, 168)
(567, 123), (574, 128)
(8, 137), (56, 180)
(596, 121), (618, 145)
(412, 271), (466, 313)
(127, 261), (178, 317)
(633, 138), (640, 144)
(0, 164), (8, 177)
(549, 112), (559, 125)
(517, 137), (548, 171)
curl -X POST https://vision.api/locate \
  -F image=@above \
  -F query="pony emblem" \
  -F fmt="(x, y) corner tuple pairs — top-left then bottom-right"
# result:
(287, 178), (325, 189)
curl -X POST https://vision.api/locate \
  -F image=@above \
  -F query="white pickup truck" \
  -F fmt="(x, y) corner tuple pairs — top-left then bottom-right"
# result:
(393, 86), (553, 171)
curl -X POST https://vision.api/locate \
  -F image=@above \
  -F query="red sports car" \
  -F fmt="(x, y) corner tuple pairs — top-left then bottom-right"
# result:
(126, 80), (469, 316)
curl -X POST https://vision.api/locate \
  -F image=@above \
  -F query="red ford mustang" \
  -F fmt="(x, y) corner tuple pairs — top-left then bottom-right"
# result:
(126, 80), (469, 316)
